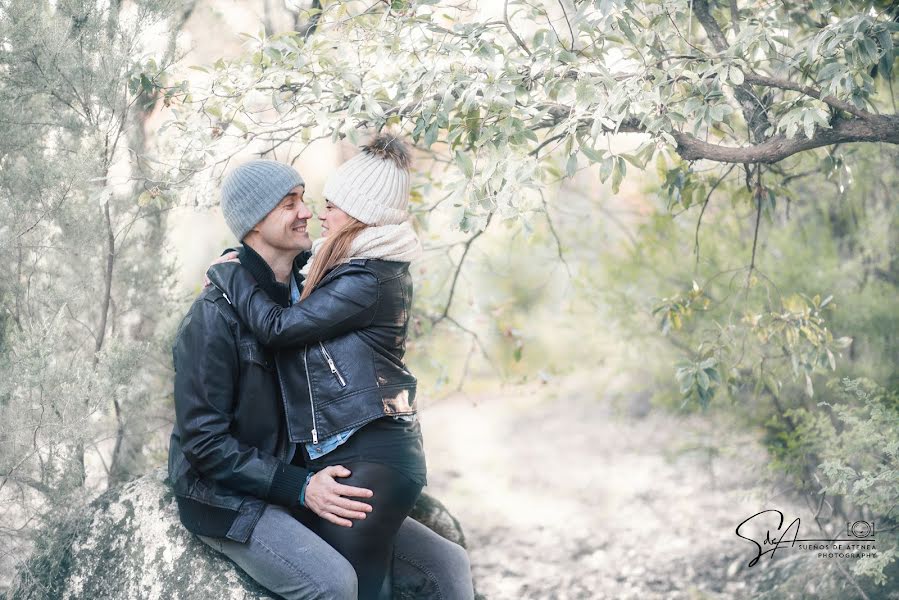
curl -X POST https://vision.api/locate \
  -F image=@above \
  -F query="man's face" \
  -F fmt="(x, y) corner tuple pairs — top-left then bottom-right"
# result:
(247, 186), (313, 253)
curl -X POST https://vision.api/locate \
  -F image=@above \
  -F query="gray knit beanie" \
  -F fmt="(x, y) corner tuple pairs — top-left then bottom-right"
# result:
(220, 160), (305, 240)
(322, 134), (412, 226)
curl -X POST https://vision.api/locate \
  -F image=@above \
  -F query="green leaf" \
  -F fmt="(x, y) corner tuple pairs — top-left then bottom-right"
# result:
(456, 151), (474, 178)
(424, 123), (439, 147)
(599, 156), (614, 183)
(697, 369), (710, 391)
(620, 153), (643, 169)
(611, 157), (625, 194)
(763, 374), (780, 396)
(566, 154), (578, 178)
(580, 145), (605, 163)
(834, 336), (853, 349)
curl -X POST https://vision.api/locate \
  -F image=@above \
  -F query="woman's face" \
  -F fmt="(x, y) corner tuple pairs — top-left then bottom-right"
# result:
(319, 200), (352, 237)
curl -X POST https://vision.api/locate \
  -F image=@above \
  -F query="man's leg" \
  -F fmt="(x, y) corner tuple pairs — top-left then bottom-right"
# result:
(198, 504), (357, 600)
(393, 516), (475, 600)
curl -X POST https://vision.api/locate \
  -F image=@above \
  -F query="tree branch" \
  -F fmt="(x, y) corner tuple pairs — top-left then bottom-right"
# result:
(296, 0), (323, 39)
(747, 167), (763, 290)
(694, 164), (735, 269)
(437, 212), (494, 321)
(556, 0), (575, 52)
(0, 474), (53, 497)
(503, 0), (531, 57)
(423, 214), (502, 374)
(742, 72), (873, 120)
(534, 107), (897, 165)
(693, 0), (771, 143)
(672, 115), (899, 163)
(94, 199), (115, 361)
(729, 0), (740, 34)
(693, 0), (728, 52)
(539, 189), (572, 277)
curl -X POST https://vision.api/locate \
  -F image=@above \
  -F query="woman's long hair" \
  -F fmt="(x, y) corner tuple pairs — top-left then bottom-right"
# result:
(301, 217), (368, 300)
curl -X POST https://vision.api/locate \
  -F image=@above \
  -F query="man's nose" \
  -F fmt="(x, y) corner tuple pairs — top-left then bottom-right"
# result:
(297, 202), (313, 220)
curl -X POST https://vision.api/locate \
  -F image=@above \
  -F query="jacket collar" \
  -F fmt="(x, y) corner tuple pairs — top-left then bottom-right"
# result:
(236, 244), (311, 308)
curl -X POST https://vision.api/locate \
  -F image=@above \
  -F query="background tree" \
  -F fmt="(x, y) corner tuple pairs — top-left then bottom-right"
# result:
(0, 0), (196, 587)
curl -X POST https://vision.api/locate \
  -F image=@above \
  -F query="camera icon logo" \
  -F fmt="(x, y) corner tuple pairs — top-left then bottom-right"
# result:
(847, 520), (875, 538)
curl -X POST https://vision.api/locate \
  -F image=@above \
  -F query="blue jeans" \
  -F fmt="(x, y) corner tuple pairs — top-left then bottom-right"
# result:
(199, 504), (474, 600)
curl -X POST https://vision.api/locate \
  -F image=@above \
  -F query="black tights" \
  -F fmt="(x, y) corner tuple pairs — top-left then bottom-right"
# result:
(310, 461), (423, 600)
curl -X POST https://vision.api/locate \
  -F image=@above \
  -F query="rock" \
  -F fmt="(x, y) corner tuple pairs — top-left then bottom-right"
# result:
(625, 388), (653, 420)
(6, 468), (471, 599)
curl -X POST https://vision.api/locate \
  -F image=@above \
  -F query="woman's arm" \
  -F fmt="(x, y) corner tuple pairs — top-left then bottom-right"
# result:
(206, 261), (379, 348)
(173, 297), (309, 505)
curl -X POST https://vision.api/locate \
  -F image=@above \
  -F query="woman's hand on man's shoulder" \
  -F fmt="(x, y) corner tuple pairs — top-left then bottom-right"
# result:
(203, 250), (240, 287)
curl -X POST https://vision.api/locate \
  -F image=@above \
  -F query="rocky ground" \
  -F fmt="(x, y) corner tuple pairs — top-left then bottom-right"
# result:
(417, 372), (831, 600)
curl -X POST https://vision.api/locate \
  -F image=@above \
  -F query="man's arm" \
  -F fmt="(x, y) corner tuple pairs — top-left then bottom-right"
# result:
(206, 261), (378, 348)
(174, 297), (307, 505)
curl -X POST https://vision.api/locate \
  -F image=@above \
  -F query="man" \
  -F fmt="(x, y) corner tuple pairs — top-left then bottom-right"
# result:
(168, 159), (473, 599)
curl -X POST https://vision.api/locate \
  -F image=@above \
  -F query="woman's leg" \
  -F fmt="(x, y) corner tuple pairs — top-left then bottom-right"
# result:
(313, 461), (423, 600)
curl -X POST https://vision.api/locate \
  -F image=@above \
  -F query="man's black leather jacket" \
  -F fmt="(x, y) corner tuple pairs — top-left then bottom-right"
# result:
(168, 249), (311, 542)
(206, 258), (417, 446)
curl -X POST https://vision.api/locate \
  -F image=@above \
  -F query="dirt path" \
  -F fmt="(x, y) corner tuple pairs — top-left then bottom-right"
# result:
(417, 372), (804, 599)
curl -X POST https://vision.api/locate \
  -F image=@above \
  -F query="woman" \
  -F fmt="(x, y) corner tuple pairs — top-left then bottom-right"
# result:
(207, 134), (426, 599)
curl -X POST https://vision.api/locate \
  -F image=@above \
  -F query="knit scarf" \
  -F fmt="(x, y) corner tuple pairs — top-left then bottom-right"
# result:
(299, 221), (422, 278)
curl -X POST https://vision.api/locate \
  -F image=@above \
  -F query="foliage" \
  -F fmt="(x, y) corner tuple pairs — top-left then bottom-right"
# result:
(820, 379), (899, 584)
(784, 377), (899, 590)
(171, 0), (899, 229)
(590, 138), (898, 590)
(167, 0), (898, 395)
(0, 0), (194, 587)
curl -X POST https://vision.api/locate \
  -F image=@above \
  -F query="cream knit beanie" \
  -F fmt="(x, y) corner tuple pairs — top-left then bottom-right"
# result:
(322, 134), (412, 226)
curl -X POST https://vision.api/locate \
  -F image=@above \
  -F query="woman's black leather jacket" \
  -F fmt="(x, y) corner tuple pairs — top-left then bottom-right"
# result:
(207, 258), (417, 445)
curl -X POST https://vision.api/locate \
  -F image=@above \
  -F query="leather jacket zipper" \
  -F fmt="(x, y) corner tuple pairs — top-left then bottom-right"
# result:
(303, 346), (318, 444)
(318, 342), (347, 387)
